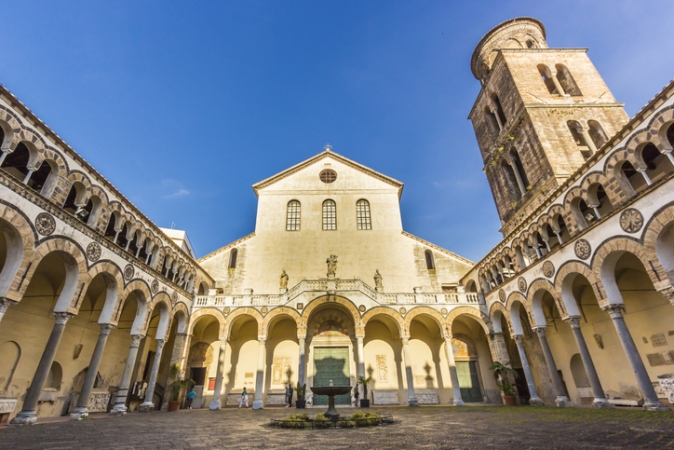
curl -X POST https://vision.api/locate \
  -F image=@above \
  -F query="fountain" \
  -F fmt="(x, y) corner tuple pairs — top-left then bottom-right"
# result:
(310, 380), (352, 421)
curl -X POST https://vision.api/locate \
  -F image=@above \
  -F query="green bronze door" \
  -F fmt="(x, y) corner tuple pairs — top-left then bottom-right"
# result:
(456, 361), (482, 403)
(313, 347), (351, 405)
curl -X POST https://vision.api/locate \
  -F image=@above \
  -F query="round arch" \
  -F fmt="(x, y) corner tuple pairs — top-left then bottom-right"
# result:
(301, 295), (361, 328)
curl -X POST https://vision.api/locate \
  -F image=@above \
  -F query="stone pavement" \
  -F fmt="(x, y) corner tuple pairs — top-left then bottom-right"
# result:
(1, 406), (674, 449)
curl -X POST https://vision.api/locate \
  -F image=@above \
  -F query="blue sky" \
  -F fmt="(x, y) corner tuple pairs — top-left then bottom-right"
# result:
(1, 1), (673, 261)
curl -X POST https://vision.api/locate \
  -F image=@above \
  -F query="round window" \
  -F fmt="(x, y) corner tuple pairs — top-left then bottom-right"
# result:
(319, 169), (337, 184)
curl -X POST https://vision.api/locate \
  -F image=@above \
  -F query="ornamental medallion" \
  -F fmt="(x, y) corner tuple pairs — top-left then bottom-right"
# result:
(440, 308), (448, 315)
(359, 305), (366, 312)
(574, 239), (591, 260)
(171, 291), (178, 307)
(123, 264), (135, 280)
(619, 208), (643, 234)
(261, 306), (268, 314)
(399, 307), (407, 315)
(518, 277), (527, 293)
(86, 242), (102, 262)
(542, 261), (555, 278)
(151, 279), (159, 294)
(498, 289), (506, 303)
(35, 213), (55, 236)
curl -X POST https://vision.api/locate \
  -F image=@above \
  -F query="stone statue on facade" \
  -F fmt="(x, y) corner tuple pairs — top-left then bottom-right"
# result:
(280, 269), (289, 289)
(374, 269), (383, 291)
(326, 255), (338, 278)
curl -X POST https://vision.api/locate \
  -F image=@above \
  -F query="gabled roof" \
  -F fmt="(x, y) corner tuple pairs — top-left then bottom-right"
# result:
(252, 149), (405, 199)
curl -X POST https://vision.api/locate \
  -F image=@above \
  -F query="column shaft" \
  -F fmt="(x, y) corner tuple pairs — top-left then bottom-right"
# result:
(209, 339), (228, 410)
(357, 336), (365, 401)
(509, 161), (527, 195)
(252, 338), (266, 409)
(514, 335), (544, 406)
(72, 324), (115, 418)
(11, 312), (73, 424)
(0, 298), (16, 324)
(111, 334), (143, 414)
(533, 327), (572, 407)
(565, 316), (611, 408)
(402, 338), (418, 406)
(139, 339), (165, 411)
(298, 337), (306, 387)
(444, 337), (465, 406)
(604, 305), (669, 411)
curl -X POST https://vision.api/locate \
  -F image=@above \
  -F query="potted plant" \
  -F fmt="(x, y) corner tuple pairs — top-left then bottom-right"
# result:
(490, 361), (518, 406)
(167, 363), (195, 411)
(295, 383), (306, 409)
(358, 375), (372, 408)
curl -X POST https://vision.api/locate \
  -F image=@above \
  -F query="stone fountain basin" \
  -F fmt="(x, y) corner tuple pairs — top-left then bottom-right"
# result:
(310, 386), (352, 396)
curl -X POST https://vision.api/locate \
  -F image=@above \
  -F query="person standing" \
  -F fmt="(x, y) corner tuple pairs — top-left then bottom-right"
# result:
(239, 387), (249, 408)
(285, 383), (294, 408)
(186, 388), (196, 409)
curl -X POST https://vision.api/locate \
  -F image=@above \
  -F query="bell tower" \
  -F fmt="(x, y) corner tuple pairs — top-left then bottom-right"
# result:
(468, 18), (629, 236)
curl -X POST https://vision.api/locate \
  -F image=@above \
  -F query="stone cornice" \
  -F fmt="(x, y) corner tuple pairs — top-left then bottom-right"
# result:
(401, 231), (474, 266)
(0, 172), (196, 296)
(197, 232), (256, 263)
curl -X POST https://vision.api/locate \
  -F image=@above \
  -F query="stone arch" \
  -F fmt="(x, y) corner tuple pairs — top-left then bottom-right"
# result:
(13, 127), (46, 156)
(224, 307), (264, 339)
(301, 295), (361, 328)
(83, 261), (124, 323)
(506, 293), (533, 336)
(579, 171), (619, 209)
(591, 236), (658, 305)
(21, 237), (88, 312)
(262, 307), (301, 337)
(170, 302), (190, 334)
(0, 106), (23, 150)
(0, 203), (36, 301)
(146, 292), (172, 339)
(563, 186), (588, 232)
(361, 307), (404, 335)
(403, 306), (447, 338)
(116, 281), (151, 334)
(642, 202), (674, 285)
(41, 147), (69, 176)
(603, 148), (638, 200)
(446, 306), (491, 335)
(624, 128), (653, 167)
(489, 302), (509, 334)
(527, 278), (560, 327)
(187, 308), (226, 337)
(647, 104), (674, 151)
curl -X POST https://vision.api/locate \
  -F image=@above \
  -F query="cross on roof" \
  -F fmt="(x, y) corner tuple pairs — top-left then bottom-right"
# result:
(324, 143), (332, 151)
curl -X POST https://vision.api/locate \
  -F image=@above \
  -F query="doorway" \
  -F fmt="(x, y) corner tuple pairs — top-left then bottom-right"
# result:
(313, 347), (350, 405)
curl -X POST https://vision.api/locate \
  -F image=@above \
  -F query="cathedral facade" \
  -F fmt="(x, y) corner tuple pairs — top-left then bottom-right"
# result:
(1, 16), (674, 424)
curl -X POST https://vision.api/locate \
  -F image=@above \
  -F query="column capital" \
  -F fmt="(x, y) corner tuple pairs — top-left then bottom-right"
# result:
(532, 326), (547, 335)
(658, 286), (674, 305)
(401, 335), (410, 344)
(155, 338), (166, 348)
(356, 334), (364, 342)
(563, 316), (582, 328)
(602, 303), (624, 318)
(100, 323), (116, 335)
(53, 311), (74, 325)
(0, 298), (17, 314)
(513, 334), (524, 344)
(258, 336), (267, 343)
(130, 334), (144, 348)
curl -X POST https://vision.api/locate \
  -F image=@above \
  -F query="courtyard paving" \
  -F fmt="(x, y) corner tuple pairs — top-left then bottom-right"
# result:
(1, 405), (674, 449)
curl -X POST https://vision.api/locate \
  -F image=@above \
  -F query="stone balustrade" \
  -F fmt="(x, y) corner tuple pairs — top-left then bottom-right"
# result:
(193, 278), (482, 309)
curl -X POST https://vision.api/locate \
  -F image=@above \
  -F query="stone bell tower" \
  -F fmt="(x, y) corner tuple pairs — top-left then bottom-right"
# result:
(468, 17), (629, 236)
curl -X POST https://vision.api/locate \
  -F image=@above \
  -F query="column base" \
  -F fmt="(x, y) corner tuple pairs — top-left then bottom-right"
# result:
(110, 404), (128, 416)
(528, 397), (544, 406)
(69, 407), (89, 420)
(138, 402), (155, 413)
(643, 401), (672, 412)
(209, 398), (222, 411)
(408, 398), (418, 407)
(252, 400), (263, 410)
(554, 396), (573, 407)
(591, 398), (614, 409)
(452, 399), (465, 406)
(10, 411), (37, 425)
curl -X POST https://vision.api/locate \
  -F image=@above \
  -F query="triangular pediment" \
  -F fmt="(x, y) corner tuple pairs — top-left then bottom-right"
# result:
(252, 150), (404, 198)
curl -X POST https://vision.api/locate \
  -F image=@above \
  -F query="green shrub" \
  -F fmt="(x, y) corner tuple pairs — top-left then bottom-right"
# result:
(351, 411), (366, 419)
(314, 413), (328, 422)
(295, 413), (309, 421)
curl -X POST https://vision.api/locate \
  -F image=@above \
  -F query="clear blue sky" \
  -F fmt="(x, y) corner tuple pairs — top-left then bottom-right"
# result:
(1, 1), (672, 261)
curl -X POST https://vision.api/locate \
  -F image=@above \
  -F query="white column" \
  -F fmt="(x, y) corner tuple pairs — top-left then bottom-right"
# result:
(401, 337), (418, 406)
(139, 338), (166, 412)
(298, 335), (306, 387)
(603, 305), (669, 411)
(444, 336), (465, 406)
(637, 167), (653, 186)
(71, 324), (116, 419)
(252, 338), (266, 409)
(580, 128), (598, 154)
(513, 335), (544, 406)
(111, 334), (143, 414)
(357, 335), (365, 401)
(209, 338), (228, 410)
(11, 312), (74, 424)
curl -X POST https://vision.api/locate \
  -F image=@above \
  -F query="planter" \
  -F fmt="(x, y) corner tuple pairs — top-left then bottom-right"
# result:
(503, 395), (516, 406)
(168, 400), (181, 412)
(295, 400), (306, 409)
(360, 399), (370, 408)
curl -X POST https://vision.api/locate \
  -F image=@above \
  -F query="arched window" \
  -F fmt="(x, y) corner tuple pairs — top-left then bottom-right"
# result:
(501, 162), (521, 201)
(567, 120), (591, 160)
(1, 143), (31, 181)
(491, 94), (507, 126)
(641, 142), (673, 183)
(425, 250), (435, 270)
(537, 64), (558, 94)
(587, 183), (613, 219)
(617, 160), (645, 195)
(228, 248), (238, 269)
(555, 64), (582, 96)
(484, 107), (500, 136)
(356, 199), (371, 230)
(587, 121), (608, 149)
(322, 199), (336, 230)
(286, 200), (301, 231)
